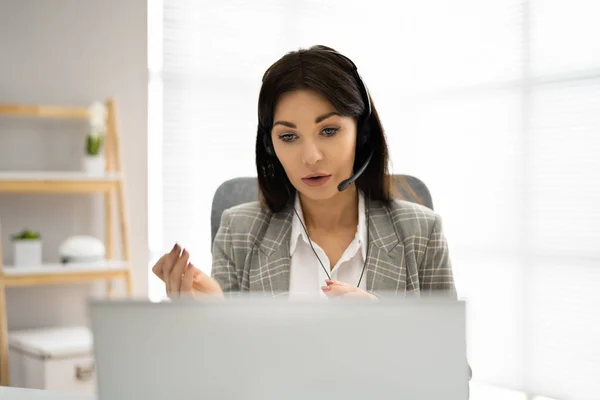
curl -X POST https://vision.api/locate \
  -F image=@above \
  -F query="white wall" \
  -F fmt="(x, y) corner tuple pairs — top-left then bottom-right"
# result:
(0, 0), (148, 330)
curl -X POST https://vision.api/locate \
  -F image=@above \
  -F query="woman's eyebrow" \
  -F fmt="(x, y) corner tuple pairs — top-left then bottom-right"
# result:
(273, 112), (341, 129)
(273, 120), (296, 129)
(315, 111), (340, 123)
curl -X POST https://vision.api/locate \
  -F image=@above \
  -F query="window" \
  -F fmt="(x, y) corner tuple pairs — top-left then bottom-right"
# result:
(148, 1), (600, 398)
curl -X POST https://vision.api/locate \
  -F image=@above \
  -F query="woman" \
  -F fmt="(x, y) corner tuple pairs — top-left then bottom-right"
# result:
(152, 45), (457, 301)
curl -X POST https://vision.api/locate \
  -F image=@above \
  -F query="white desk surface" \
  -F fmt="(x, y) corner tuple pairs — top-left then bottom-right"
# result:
(0, 382), (529, 399)
(0, 386), (95, 400)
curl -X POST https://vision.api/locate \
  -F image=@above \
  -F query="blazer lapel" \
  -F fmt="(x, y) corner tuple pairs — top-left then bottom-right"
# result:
(249, 200), (407, 296)
(250, 206), (293, 295)
(364, 200), (407, 295)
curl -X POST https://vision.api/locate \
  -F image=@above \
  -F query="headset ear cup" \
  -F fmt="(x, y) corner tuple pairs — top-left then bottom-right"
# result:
(361, 129), (369, 147)
(357, 120), (370, 149)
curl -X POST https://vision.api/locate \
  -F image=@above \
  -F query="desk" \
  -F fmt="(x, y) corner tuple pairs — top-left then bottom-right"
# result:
(0, 382), (529, 399)
(0, 387), (95, 400)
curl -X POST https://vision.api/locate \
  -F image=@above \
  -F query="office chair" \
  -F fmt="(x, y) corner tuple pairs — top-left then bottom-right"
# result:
(210, 175), (434, 248)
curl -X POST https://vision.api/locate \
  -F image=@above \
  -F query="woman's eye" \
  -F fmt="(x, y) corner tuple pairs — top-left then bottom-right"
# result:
(278, 133), (297, 142)
(322, 127), (339, 137)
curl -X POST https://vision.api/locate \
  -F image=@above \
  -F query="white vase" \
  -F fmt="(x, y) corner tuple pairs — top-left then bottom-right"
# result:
(82, 155), (106, 176)
(13, 239), (43, 267)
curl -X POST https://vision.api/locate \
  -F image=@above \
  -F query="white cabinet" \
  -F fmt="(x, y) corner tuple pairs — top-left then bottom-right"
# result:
(8, 327), (96, 394)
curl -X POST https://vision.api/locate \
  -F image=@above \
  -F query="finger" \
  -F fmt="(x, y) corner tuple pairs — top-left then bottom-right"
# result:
(325, 279), (352, 287)
(163, 243), (181, 296)
(151, 254), (167, 279)
(191, 268), (212, 290)
(169, 248), (189, 295)
(191, 267), (205, 287)
(321, 279), (351, 297)
(179, 262), (195, 298)
(163, 243), (181, 277)
(169, 249), (190, 297)
(324, 280), (353, 290)
(321, 283), (353, 297)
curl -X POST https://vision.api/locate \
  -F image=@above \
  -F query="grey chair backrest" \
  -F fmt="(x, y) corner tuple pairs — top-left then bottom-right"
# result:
(210, 175), (433, 248)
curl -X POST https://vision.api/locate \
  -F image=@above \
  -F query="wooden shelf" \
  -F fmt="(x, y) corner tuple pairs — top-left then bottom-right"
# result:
(0, 104), (89, 119)
(0, 97), (133, 386)
(1, 260), (128, 287)
(0, 171), (120, 193)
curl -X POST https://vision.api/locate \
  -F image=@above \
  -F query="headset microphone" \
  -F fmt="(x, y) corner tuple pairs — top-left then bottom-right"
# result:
(337, 148), (374, 192)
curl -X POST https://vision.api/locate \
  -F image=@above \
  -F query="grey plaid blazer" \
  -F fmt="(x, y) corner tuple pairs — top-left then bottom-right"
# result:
(211, 198), (457, 298)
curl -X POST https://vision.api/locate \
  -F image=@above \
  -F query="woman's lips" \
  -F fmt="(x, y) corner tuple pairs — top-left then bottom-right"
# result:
(301, 175), (332, 187)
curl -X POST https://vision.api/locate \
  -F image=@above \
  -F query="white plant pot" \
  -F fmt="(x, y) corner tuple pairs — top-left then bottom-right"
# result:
(82, 155), (106, 177)
(13, 240), (42, 267)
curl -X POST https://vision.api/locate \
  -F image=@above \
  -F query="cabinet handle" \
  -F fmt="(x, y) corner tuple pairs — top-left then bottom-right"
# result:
(75, 364), (95, 381)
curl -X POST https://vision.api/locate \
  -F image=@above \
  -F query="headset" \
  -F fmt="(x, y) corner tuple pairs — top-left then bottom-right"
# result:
(260, 49), (375, 289)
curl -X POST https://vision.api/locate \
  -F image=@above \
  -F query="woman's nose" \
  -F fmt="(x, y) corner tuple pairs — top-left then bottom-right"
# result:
(301, 140), (324, 165)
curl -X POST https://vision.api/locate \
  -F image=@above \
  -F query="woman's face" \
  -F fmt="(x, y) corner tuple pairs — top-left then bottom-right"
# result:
(271, 89), (357, 201)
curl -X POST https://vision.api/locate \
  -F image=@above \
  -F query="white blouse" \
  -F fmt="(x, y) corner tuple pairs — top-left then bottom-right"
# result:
(288, 191), (368, 299)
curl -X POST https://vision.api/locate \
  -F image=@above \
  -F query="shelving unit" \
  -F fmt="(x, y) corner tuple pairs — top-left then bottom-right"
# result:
(0, 171), (120, 193)
(0, 98), (133, 386)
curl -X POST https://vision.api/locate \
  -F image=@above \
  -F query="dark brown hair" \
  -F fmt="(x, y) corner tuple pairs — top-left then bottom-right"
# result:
(256, 45), (393, 213)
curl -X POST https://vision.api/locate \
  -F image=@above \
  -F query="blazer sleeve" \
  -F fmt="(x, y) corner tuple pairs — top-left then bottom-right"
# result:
(211, 209), (240, 292)
(418, 212), (457, 297)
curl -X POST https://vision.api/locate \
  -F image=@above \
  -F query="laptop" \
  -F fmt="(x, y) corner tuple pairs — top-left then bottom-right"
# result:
(88, 296), (469, 400)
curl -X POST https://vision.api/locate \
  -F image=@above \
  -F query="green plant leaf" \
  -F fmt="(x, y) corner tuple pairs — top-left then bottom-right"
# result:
(86, 134), (104, 156)
(11, 228), (41, 240)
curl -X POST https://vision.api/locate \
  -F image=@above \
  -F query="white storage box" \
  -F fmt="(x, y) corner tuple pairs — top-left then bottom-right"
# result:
(8, 326), (96, 394)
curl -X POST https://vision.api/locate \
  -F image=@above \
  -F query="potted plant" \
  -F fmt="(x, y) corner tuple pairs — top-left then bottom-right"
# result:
(11, 229), (42, 267)
(82, 101), (106, 176)
(82, 132), (105, 176)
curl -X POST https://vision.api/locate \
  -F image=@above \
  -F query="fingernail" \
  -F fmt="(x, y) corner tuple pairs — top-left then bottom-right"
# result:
(321, 286), (330, 292)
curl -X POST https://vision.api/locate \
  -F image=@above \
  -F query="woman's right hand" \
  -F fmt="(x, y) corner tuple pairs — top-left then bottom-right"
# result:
(151, 243), (224, 299)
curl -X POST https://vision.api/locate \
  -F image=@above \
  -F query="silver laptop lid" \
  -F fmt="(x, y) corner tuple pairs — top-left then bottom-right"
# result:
(89, 297), (468, 400)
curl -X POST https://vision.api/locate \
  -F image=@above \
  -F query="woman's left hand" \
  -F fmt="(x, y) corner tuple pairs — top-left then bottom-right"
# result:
(321, 280), (378, 300)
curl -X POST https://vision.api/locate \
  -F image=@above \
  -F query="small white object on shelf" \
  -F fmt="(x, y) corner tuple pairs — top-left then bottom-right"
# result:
(11, 231), (43, 267)
(8, 326), (95, 393)
(59, 236), (105, 264)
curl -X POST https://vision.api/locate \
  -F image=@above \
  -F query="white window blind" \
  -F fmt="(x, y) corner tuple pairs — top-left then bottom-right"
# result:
(148, 1), (600, 398)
